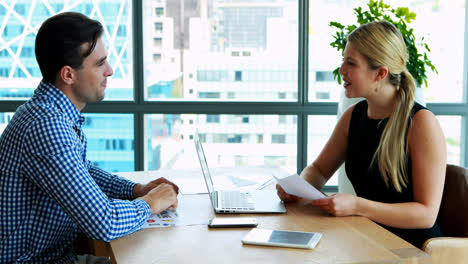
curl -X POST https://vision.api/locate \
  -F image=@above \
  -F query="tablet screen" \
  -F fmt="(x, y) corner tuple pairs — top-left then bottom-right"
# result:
(269, 230), (314, 244)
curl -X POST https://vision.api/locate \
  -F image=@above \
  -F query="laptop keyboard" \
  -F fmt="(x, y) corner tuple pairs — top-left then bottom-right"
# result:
(219, 191), (255, 210)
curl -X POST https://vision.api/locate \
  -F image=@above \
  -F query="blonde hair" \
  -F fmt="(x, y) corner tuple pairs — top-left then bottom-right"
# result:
(348, 21), (416, 192)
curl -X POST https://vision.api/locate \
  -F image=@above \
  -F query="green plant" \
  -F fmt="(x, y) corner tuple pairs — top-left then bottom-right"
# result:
(329, 0), (437, 87)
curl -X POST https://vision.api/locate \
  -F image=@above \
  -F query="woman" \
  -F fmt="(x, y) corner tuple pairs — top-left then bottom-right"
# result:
(277, 21), (446, 248)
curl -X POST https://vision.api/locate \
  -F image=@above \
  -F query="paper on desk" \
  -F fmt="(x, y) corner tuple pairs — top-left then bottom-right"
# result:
(274, 173), (326, 200)
(143, 210), (179, 228)
(142, 200), (209, 228)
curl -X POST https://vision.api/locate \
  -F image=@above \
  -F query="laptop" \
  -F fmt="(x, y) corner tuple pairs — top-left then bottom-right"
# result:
(194, 134), (286, 214)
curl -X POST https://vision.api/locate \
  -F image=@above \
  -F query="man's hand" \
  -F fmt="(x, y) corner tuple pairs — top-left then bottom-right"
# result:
(140, 183), (178, 215)
(276, 184), (299, 203)
(133, 177), (179, 198)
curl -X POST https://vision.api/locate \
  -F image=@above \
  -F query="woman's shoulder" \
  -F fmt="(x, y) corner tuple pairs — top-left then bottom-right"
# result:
(411, 102), (435, 124)
(411, 102), (428, 117)
(408, 104), (441, 146)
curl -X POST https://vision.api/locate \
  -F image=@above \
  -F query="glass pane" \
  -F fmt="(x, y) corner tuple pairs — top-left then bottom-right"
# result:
(143, 1), (298, 101)
(308, 1), (367, 102)
(307, 115), (337, 186)
(310, 0), (466, 103)
(0, 112), (134, 173)
(408, 1), (465, 103)
(147, 114), (297, 189)
(0, 112), (14, 134)
(0, 0), (133, 100)
(82, 114), (134, 173)
(436, 115), (462, 165)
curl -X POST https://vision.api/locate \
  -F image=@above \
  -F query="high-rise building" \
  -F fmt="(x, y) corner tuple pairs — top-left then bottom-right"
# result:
(0, 0), (135, 172)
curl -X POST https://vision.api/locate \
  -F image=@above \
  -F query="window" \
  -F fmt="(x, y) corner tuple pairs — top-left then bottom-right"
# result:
(198, 92), (220, 99)
(117, 25), (126, 37)
(234, 71), (242, 82)
(0, 0), (133, 100)
(155, 7), (164, 17)
(0, 68), (10, 77)
(153, 37), (162, 47)
(153, 53), (162, 63)
(227, 135), (242, 143)
(155, 22), (163, 33)
(1, 26), (7, 37)
(271, 134), (286, 144)
(0, 0), (467, 190)
(82, 114), (134, 172)
(308, 115), (339, 185)
(20, 47), (33, 57)
(14, 4), (25, 15)
(85, 4), (93, 14)
(278, 116), (287, 124)
(315, 71), (334, 82)
(206, 115), (220, 123)
(146, 114), (296, 172)
(143, 0), (298, 101)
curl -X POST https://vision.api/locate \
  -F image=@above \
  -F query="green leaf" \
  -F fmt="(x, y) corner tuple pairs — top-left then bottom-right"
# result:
(406, 12), (417, 22)
(329, 21), (345, 29)
(333, 68), (342, 84)
(346, 25), (357, 32)
(396, 7), (409, 17)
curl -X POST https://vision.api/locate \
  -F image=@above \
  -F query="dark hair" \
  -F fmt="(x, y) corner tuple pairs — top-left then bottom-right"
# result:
(35, 12), (103, 84)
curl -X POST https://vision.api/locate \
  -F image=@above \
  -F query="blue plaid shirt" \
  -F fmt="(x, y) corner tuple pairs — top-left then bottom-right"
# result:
(0, 80), (151, 263)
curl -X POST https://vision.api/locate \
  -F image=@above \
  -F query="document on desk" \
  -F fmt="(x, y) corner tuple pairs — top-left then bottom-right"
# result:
(143, 210), (179, 228)
(142, 201), (209, 228)
(274, 173), (326, 200)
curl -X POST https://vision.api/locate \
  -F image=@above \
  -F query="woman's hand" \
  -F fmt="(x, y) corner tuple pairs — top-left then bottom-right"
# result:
(276, 184), (299, 203)
(310, 193), (359, 217)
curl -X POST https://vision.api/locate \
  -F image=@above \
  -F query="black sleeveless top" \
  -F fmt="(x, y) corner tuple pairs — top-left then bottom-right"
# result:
(345, 100), (442, 248)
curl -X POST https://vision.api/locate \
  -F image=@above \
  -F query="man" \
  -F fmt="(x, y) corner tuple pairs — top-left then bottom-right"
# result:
(0, 12), (179, 263)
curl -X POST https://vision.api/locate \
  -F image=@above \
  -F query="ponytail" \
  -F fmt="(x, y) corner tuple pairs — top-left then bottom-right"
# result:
(372, 69), (415, 192)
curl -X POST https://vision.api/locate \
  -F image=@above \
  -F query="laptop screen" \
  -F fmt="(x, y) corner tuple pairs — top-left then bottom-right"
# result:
(194, 134), (216, 207)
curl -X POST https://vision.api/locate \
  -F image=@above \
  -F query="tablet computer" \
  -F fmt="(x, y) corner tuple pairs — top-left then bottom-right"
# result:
(241, 228), (322, 249)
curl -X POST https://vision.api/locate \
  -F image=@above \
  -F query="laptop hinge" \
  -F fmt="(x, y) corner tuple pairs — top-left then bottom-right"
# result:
(213, 191), (219, 208)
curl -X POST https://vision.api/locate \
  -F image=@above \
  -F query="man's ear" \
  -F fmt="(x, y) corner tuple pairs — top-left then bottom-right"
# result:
(59, 65), (76, 85)
(376, 66), (389, 82)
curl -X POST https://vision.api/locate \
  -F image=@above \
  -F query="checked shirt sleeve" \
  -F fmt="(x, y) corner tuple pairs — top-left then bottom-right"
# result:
(22, 117), (151, 242)
(86, 162), (137, 200)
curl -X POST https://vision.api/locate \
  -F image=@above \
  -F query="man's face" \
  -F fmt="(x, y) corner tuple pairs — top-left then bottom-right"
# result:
(71, 37), (113, 109)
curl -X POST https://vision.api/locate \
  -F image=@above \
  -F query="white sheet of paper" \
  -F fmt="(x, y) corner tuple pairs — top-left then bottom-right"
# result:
(274, 173), (326, 200)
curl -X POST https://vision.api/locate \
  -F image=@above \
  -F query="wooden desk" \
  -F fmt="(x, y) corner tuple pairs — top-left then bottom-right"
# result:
(110, 171), (431, 264)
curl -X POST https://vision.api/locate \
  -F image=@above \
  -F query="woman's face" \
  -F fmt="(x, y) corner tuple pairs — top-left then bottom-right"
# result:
(339, 43), (379, 99)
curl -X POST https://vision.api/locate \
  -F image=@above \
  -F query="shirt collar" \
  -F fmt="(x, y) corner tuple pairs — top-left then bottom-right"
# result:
(35, 79), (85, 128)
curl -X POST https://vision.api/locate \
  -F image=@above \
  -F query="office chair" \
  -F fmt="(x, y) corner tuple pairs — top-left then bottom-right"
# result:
(73, 232), (111, 258)
(422, 164), (468, 264)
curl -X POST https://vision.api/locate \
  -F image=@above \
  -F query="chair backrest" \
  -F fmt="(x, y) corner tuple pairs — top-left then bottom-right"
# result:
(437, 164), (468, 237)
